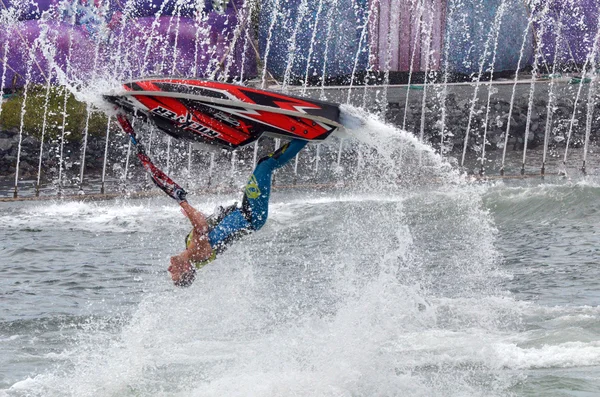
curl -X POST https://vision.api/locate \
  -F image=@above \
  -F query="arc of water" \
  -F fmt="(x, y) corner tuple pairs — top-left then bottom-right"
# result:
(362, 0), (380, 109)
(122, 138), (132, 183)
(0, 46), (22, 81)
(301, 0), (324, 95)
(523, 0), (551, 76)
(541, 16), (562, 176)
(563, 7), (600, 174)
(238, 0), (258, 82)
(169, 0), (185, 77)
(0, 2), (47, 85)
(521, 1), (552, 175)
(0, 40), (8, 127)
(191, 7), (209, 77)
(401, 0), (425, 130)
(281, 0), (309, 90)
(158, 10), (179, 75)
(160, 3), (189, 174)
(147, 126), (154, 154)
(57, 0), (79, 195)
(79, 4), (108, 193)
(187, 142), (193, 188)
(139, 0), (171, 76)
(166, 136), (172, 175)
(347, 0), (375, 104)
(563, 62), (591, 172)
(13, 46), (35, 198)
(582, 60), (598, 175)
(381, 0), (404, 117)
(479, 2), (506, 176)
(36, 70), (53, 196)
(355, 143), (363, 177)
(230, 150), (237, 185)
(261, 0), (282, 89)
(110, 0), (138, 80)
(226, 0), (278, 85)
(500, 16), (535, 175)
(121, 105), (135, 184)
(207, 152), (215, 186)
(336, 139), (344, 167)
(460, 3), (501, 168)
(314, 144), (320, 174)
(101, 115), (111, 194)
(252, 140), (259, 168)
(419, 0), (435, 147)
(521, 52), (542, 175)
(319, 0), (339, 100)
(438, 0), (454, 157)
(218, 0), (255, 81)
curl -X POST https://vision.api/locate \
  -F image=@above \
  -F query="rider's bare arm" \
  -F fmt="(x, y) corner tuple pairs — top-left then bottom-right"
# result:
(180, 201), (209, 235)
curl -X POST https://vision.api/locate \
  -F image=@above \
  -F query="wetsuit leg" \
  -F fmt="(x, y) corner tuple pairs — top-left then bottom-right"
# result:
(242, 139), (308, 230)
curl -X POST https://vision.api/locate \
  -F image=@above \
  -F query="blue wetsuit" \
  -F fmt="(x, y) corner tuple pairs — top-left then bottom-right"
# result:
(187, 139), (307, 265)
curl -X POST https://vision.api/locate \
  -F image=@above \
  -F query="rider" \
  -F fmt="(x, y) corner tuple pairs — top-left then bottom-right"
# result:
(167, 139), (308, 287)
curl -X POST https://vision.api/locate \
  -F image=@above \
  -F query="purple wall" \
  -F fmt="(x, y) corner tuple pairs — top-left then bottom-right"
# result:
(369, 0), (446, 73)
(536, 0), (600, 67)
(0, 0), (256, 90)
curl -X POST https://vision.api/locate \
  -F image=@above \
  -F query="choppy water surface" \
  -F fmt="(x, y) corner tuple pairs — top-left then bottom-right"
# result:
(1, 113), (600, 396)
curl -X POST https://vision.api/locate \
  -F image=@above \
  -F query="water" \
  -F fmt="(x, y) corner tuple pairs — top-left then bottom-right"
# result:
(2, 112), (600, 396)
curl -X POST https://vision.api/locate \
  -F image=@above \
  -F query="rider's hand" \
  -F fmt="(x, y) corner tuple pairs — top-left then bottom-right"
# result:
(173, 188), (187, 203)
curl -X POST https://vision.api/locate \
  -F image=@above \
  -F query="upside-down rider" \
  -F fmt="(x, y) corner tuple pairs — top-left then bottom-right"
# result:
(116, 114), (308, 287)
(157, 141), (307, 288)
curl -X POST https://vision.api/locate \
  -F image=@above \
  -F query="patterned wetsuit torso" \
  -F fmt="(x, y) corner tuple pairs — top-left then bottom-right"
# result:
(186, 139), (308, 269)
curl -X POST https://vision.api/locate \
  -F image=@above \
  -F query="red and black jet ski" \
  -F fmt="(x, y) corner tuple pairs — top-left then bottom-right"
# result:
(104, 78), (342, 150)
